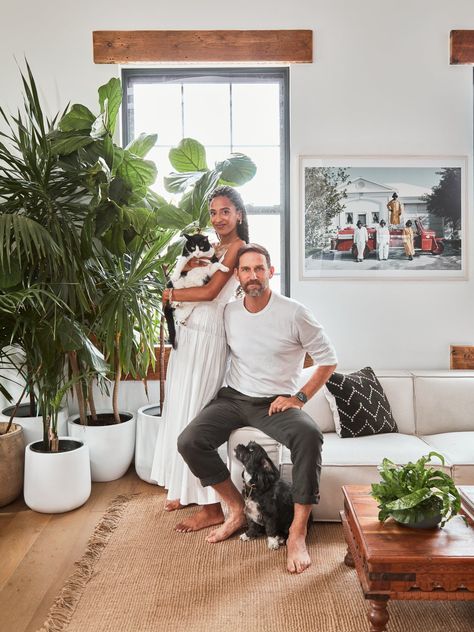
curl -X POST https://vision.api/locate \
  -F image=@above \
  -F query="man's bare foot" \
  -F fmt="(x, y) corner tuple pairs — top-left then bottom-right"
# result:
(175, 504), (224, 533)
(205, 511), (247, 543)
(287, 533), (311, 573)
(164, 499), (186, 512)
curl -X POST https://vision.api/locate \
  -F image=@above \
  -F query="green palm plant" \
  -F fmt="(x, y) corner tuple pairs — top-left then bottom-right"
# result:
(0, 63), (105, 450)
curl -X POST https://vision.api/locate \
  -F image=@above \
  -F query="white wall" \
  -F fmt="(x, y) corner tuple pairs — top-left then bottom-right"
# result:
(2, 0), (474, 369)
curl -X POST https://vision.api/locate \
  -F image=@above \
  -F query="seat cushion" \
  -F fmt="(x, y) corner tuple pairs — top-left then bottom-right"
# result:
(324, 367), (398, 438)
(422, 431), (474, 485)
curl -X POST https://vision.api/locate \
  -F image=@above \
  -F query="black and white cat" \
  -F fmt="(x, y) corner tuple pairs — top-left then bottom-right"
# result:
(164, 233), (229, 349)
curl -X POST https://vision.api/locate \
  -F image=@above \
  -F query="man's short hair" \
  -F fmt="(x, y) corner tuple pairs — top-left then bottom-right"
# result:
(236, 243), (271, 268)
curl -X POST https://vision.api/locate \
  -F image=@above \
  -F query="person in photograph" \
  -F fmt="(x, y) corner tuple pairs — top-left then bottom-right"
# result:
(376, 219), (390, 260)
(354, 220), (368, 262)
(151, 186), (249, 524)
(403, 219), (415, 261)
(177, 243), (337, 574)
(387, 192), (403, 226)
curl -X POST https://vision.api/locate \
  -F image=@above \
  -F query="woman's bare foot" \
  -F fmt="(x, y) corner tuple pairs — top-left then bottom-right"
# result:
(175, 503), (224, 533)
(286, 533), (311, 573)
(164, 499), (186, 512)
(205, 511), (247, 543)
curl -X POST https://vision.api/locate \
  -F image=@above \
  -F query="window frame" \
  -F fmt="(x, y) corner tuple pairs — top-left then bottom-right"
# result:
(121, 67), (290, 295)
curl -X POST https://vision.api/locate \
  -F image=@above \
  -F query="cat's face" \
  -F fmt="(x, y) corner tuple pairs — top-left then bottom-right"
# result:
(183, 234), (214, 258)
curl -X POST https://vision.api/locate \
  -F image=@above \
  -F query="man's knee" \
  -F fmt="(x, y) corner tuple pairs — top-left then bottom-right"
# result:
(289, 415), (323, 453)
(177, 424), (198, 461)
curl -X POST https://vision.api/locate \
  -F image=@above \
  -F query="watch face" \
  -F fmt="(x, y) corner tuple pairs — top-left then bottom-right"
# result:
(296, 391), (307, 404)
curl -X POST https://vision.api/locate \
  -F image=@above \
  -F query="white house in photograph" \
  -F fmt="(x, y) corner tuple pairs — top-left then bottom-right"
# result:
(331, 177), (441, 231)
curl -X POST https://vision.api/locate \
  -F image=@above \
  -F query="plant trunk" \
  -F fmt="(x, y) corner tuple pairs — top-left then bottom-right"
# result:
(88, 378), (98, 422)
(69, 352), (87, 425)
(28, 374), (35, 417)
(48, 418), (59, 452)
(2, 382), (28, 435)
(112, 337), (121, 424)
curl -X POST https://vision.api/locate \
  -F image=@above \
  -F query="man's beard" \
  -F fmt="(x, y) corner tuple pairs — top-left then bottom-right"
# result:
(243, 280), (266, 297)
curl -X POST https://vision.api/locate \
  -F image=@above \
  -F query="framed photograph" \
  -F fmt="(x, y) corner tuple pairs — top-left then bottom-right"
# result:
(300, 156), (468, 280)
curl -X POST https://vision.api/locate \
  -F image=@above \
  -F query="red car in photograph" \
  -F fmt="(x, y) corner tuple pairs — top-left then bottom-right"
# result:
(331, 217), (444, 258)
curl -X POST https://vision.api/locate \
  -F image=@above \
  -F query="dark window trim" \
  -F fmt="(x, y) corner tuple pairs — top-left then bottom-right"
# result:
(121, 67), (290, 295)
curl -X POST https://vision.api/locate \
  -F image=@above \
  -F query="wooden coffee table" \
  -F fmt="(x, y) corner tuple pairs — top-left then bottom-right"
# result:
(341, 485), (474, 632)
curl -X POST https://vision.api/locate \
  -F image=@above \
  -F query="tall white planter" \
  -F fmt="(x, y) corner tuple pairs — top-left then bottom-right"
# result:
(68, 410), (136, 482)
(135, 404), (164, 484)
(24, 438), (91, 513)
(0, 404), (68, 445)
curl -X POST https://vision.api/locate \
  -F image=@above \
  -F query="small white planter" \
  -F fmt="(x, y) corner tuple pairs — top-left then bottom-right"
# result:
(135, 404), (164, 484)
(24, 438), (91, 513)
(0, 404), (68, 446)
(67, 410), (136, 482)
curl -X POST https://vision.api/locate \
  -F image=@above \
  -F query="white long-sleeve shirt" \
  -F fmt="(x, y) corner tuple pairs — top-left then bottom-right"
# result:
(224, 292), (337, 397)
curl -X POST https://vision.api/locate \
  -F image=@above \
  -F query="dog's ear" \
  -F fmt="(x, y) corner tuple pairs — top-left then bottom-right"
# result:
(256, 458), (278, 491)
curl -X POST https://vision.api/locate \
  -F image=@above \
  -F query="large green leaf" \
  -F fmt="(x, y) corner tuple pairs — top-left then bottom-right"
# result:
(50, 131), (94, 155)
(98, 78), (122, 135)
(216, 153), (257, 186)
(59, 104), (95, 132)
(126, 133), (157, 158)
(116, 154), (157, 197)
(156, 204), (193, 230)
(169, 138), (207, 173)
(164, 171), (203, 194)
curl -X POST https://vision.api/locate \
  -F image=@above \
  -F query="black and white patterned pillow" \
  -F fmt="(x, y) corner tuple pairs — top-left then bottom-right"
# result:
(324, 367), (398, 438)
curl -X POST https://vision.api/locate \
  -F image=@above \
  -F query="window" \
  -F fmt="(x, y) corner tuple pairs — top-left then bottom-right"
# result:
(122, 68), (289, 294)
(346, 212), (353, 225)
(372, 212), (379, 224)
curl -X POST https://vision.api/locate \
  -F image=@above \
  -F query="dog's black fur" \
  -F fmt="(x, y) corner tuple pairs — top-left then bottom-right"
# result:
(234, 441), (294, 549)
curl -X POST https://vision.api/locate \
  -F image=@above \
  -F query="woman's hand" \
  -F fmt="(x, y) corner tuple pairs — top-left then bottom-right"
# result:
(162, 288), (173, 305)
(182, 257), (211, 272)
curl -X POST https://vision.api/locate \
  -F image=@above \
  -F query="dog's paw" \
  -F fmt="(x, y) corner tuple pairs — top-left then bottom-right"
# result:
(277, 536), (286, 546)
(267, 536), (280, 550)
(240, 533), (251, 542)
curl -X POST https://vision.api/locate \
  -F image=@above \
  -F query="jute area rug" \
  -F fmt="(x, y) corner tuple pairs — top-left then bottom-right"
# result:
(39, 491), (474, 632)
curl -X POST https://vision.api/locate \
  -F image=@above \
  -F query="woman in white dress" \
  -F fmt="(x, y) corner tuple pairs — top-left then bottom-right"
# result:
(151, 185), (248, 531)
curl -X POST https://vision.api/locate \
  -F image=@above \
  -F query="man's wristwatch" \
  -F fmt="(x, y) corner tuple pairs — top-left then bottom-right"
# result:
(294, 391), (308, 404)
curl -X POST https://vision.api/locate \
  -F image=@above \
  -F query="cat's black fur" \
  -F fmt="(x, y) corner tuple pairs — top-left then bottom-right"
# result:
(164, 234), (228, 349)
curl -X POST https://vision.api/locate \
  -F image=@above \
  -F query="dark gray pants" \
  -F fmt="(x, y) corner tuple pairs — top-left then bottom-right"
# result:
(177, 387), (324, 505)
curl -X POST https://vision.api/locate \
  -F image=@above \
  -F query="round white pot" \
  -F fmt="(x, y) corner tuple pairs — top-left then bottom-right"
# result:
(67, 410), (136, 482)
(0, 404), (68, 446)
(135, 404), (164, 484)
(24, 437), (91, 513)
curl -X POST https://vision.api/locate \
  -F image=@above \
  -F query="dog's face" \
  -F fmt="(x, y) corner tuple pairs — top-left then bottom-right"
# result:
(234, 441), (279, 490)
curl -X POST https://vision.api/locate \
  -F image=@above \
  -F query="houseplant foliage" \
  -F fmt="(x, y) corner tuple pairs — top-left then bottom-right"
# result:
(0, 63), (105, 450)
(370, 452), (462, 528)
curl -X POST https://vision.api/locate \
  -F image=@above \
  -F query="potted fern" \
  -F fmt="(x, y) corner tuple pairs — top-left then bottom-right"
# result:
(371, 452), (463, 529)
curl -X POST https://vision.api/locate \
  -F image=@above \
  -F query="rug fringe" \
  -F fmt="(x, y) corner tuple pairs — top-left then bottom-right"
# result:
(37, 493), (138, 632)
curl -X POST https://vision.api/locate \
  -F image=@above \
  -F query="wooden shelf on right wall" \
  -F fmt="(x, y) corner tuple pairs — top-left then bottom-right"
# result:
(450, 345), (474, 369)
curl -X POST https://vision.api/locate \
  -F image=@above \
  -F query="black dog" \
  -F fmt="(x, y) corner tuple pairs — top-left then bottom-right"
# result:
(234, 441), (294, 550)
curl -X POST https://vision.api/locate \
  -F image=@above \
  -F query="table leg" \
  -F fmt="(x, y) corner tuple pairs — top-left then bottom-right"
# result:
(344, 546), (355, 567)
(367, 597), (389, 632)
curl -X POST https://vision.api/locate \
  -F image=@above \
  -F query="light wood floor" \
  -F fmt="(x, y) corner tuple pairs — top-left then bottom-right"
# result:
(0, 469), (160, 632)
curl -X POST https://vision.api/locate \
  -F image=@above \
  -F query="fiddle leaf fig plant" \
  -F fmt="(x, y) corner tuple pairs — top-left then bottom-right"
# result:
(371, 452), (462, 528)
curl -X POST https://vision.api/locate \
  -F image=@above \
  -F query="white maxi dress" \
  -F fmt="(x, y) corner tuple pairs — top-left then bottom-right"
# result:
(150, 275), (237, 505)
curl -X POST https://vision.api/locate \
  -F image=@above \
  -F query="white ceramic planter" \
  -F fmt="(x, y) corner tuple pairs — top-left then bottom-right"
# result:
(24, 437), (91, 513)
(135, 404), (164, 484)
(67, 410), (136, 482)
(0, 404), (68, 446)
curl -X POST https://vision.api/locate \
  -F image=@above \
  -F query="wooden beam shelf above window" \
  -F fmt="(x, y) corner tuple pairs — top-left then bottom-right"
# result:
(93, 30), (313, 64)
(450, 30), (474, 65)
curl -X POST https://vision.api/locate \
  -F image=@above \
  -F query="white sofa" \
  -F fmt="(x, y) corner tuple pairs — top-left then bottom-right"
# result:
(227, 368), (474, 521)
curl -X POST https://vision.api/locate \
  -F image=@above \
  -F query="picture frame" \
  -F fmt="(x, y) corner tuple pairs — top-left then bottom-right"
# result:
(300, 155), (468, 280)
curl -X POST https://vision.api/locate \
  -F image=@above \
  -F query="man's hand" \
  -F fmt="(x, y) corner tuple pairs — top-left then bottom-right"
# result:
(268, 396), (304, 416)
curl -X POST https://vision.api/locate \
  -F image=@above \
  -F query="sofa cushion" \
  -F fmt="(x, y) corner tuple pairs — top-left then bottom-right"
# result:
(413, 371), (474, 435)
(421, 431), (474, 485)
(324, 367), (398, 438)
(296, 367), (335, 433)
